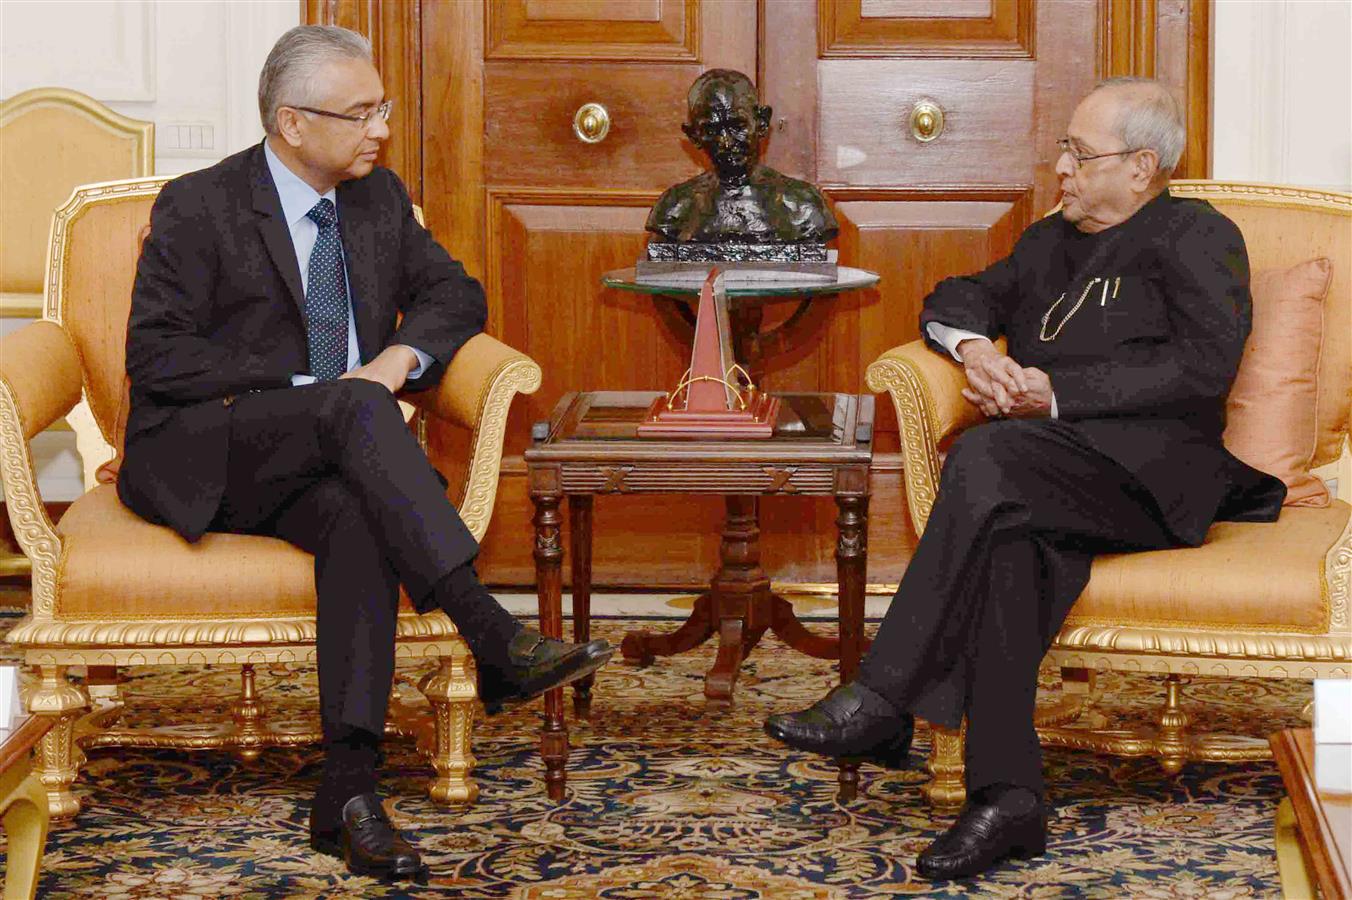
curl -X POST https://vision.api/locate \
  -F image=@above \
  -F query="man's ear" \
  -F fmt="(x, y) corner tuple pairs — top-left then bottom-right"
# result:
(754, 104), (773, 133)
(275, 108), (304, 148)
(1131, 149), (1160, 191)
(681, 121), (697, 143)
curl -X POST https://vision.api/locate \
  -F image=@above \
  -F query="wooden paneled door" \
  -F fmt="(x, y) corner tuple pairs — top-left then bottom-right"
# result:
(308, 0), (1209, 590)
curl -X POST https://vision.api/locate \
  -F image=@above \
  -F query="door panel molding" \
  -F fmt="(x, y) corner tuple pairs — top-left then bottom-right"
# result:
(819, 0), (1035, 59)
(487, 0), (700, 62)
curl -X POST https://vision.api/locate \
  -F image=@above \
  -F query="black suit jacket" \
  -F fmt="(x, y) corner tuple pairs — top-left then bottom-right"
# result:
(919, 190), (1284, 545)
(118, 142), (487, 541)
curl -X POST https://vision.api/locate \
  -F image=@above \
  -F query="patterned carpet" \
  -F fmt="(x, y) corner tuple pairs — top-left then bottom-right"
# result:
(1, 614), (1306, 899)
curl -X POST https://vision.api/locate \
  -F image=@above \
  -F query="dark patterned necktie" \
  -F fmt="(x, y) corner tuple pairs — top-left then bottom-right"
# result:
(304, 198), (350, 381)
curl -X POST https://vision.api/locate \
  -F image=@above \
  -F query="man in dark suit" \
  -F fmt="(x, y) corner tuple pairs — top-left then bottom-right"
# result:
(119, 25), (613, 881)
(765, 78), (1285, 880)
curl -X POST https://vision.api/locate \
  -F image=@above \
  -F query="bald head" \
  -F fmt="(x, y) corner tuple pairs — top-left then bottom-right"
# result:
(1088, 77), (1185, 179)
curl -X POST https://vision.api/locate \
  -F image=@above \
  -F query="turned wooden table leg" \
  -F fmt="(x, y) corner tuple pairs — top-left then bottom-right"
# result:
(704, 496), (770, 707)
(569, 495), (595, 718)
(835, 493), (868, 803)
(531, 482), (569, 801)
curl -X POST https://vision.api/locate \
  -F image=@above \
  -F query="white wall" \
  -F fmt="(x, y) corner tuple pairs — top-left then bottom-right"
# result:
(1, 0), (299, 175)
(1212, 0), (1352, 191)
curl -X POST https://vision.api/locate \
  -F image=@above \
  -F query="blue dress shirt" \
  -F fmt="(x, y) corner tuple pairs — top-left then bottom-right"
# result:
(263, 140), (431, 385)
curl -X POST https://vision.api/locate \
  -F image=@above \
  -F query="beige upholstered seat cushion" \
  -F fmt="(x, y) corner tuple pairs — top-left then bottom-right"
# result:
(56, 486), (317, 619)
(54, 486), (419, 620)
(1067, 501), (1350, 633)
(1223, 257), (1333, 507)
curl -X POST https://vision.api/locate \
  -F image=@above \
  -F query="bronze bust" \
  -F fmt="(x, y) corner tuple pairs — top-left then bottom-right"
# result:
(647, 69), (838, 248)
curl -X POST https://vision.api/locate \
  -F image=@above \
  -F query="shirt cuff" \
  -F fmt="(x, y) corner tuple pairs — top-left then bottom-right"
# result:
(291, 374), (317, 386)
(403, 345), (433, 380)
(926, 322), (990, 363)
(1050, 391), (1058, 419)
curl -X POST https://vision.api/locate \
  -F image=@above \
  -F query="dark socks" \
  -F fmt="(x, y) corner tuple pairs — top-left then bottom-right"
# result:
(434, 565), (522, 671)
(970, 782), (1043, 813)
(853, 681), (903, 719)
(312, 727), (381, 830)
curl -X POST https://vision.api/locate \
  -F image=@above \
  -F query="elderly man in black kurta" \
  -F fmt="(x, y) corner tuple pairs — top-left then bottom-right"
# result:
(765, 78), (1284, 881)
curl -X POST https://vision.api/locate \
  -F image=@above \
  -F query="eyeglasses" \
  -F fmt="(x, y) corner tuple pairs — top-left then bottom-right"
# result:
(1057, 137), (1141, 169)
(290, 99), (394, 128)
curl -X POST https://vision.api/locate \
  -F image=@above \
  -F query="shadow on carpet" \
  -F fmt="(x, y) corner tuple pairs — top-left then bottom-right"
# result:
(1, 618), (1303, 898)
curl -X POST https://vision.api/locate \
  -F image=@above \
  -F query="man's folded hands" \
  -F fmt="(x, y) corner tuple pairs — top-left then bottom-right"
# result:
(957, 338), (1054, 419)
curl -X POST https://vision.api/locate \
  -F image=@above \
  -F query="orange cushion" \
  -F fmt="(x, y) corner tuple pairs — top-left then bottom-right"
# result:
(1067, 502), (1349, 633)
(1223, 257), (1333, 507)
(54, 486), (418, 620)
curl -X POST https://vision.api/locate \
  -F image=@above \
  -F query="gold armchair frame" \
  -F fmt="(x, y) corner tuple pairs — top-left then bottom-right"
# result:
(866, 181), (1352, 807)
(0, 176), (542, 818)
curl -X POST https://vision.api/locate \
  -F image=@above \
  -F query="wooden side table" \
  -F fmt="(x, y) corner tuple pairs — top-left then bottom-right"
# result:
(525, 390), (875, 801)
(0, 715), (53, 900)
(1271, 728), (1351, 899)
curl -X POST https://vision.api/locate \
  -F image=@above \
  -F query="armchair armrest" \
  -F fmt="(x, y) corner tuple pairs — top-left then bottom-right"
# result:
(865, 337), (1004, 536)
(404, 333), (542, 542)
(0, 321), (83, 615)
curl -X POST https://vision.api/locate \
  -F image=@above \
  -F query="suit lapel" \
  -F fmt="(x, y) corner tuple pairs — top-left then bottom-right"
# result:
(249, 145), (305, 316)
(337, 180), (381, 364)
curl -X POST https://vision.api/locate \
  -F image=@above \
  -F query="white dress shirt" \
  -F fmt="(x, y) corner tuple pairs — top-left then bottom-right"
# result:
(263, 140), (431, 386)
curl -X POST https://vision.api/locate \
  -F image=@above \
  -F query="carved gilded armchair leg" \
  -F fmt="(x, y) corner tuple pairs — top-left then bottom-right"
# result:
(923, 720), (967, 809)
(1156, 675), (1190, 776)
(231, 665), (267, 763)
(29, 666), (89, 819)
(418, 644), (478, 805)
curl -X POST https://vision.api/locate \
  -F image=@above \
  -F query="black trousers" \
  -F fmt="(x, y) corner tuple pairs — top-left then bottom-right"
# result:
(211, 379), (483, 740)
(857, 418), (1178, 796)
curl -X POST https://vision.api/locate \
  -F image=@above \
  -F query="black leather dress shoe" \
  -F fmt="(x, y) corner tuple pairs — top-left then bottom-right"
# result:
(763, 683), (914, 768)
(478, 628), (615, 714)
(310, 793), (426, 881)
(916, 787), (1047, 880)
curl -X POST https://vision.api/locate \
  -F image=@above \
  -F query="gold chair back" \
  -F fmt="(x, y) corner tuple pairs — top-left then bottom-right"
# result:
(0, 88), (153, 314)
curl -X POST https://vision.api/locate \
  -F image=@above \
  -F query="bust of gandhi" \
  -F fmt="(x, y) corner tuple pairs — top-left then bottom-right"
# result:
(646, 69), (838, 245)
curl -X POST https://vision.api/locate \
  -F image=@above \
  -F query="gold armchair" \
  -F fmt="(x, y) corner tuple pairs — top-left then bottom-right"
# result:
(0, 176), (542, 818)
(866, 181), (1351, 807)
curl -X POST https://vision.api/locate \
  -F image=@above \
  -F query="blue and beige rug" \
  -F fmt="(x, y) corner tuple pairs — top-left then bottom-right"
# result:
(2, 607), (1305, 898)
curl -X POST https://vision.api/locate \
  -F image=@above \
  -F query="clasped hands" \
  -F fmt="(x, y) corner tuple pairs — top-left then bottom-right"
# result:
(957, 338), (1053, 418)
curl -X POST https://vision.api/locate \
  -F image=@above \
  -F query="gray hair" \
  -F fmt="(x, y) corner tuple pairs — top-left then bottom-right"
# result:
(258, 25), (372, 136)
(1091, 76), (1185, 175)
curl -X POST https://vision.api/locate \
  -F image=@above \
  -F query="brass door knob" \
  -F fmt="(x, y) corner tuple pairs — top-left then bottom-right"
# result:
(573, 102), (611, 144)
(909, 99), (944, 143)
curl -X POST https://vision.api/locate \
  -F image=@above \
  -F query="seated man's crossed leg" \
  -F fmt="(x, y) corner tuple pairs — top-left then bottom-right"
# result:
(214, 379), (614, 879)
(767, 419), (1176, 879)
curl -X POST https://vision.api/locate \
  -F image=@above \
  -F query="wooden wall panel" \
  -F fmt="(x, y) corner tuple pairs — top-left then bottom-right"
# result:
(820, 0), (1034, 58)
(483, 64), (707, 188)
(485, 191), (689, 454)
(488, 0), (699, 61)
(817, 59), (1035, 186)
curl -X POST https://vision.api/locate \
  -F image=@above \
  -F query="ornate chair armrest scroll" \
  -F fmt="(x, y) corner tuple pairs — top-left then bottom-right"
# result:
(404, 333), (542, 543)
(0, 321), (83, 614)
(864, 337), (1005, 537)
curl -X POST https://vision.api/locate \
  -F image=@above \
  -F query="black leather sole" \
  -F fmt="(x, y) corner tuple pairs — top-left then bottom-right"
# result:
(480, 642), (615, 715)
(309, 832), (428, 882)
